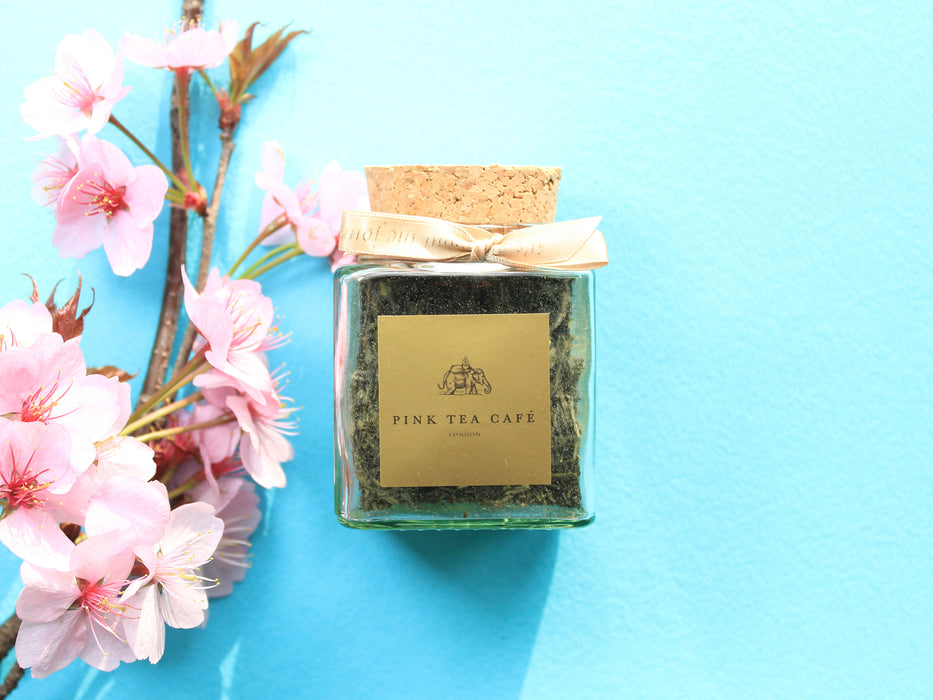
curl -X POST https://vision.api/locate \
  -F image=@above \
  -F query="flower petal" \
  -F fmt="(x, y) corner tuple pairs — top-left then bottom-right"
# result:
(79, 617), (135, 671)
(0, 510), (75, 572)
(52, 194), (105, 257)
(0, 300), (53, 349)
(84, 476), (170, 546)
(121, 34), (168, 68)
(157, 579), (207, 629)
(16, 563), (80, 622)
(319, 161), (368, 233)
(296, 217), (337, 257)
(122, 164), (168, 227)
(95, 435), (156, 482)
(159, 501), (223, 565)
(55, 30), (114, 87)
(122, 584), (165, 663)
(259, 141), (285, 181)
(83, 137), (133, 187)
(69, 528), (137, 584)
(16, 612), (87, 679)
(102, 216), (153, 276)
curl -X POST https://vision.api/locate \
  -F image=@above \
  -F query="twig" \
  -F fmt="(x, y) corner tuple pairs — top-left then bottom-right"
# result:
(174, 126), (237, 371)
(0, 665), (23, 700)
(136, 0), (204, 409)
(199, 128), (236, 291)
(137, 201), (188, 407)
(183, 0), (204, 18)
(0, 614), (22, 699)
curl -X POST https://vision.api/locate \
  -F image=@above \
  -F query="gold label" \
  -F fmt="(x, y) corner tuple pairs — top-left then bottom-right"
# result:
(377, 313), (552, 487)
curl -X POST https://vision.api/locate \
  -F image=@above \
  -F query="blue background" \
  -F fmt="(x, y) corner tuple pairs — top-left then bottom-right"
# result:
(1, 1), (931, 698)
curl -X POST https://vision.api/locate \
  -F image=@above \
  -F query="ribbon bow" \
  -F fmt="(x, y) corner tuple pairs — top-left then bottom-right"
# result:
(338, 210), (608, 271)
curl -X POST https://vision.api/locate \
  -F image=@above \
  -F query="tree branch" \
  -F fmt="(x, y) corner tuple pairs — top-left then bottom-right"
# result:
(0, 614), (22, 699)
(174, 126), (236, 370)
(136, 0), (204, 408)
(137, 123), (188, 407)
(0, 665), (23, 700)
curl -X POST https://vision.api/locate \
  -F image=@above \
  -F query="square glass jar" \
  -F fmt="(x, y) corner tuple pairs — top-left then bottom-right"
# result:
(333, 256), (595, 529)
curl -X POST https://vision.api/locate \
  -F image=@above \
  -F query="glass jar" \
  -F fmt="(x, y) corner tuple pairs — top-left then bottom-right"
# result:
(333, 249), (596, 529)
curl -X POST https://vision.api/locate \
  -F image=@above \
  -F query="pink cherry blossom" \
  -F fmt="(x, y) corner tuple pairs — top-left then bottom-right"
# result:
(191, 477), (261, 597)
(92, 428), (156, 485)
(122, 502), (223, 663)
(255, 143), (368, 260)
(183, 267), (281, 402)
(184, 400), (240, 494)
(0, 420), (77, 570)
(31, 136), (80, 209)
(189, 401), (240, 466)
(318, 161), (368, 235)
(122, 20), (239, 71)
(255, 141), (316, 244)
(15, 529), (138, 678)
(21, 30), (130, 138)
(0, 333), (125, 471)
(233, 396), (294, 489)
(50, 380), (155, 528)
(318, 161), (367, 269)
(198, 372), (295, 489)
(84, 477), (171, 545)
(0, 300), (53, 351)
(93, 378), (155, 482)
(53, 135), (168, 276)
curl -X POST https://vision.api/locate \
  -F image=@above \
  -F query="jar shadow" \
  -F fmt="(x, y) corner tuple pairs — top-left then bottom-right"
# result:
(384, 529), (561, 697)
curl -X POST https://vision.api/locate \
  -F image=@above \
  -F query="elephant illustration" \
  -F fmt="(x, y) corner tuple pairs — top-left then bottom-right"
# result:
(468, 368), (492, 394)
(438, 357), (492, 395)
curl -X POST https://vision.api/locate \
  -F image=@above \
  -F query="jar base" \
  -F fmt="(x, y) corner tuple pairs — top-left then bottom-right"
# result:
(336, 513), (595, 531)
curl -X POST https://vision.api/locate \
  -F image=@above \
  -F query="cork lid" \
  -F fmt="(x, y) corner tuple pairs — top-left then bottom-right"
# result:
(364, 165), (561, 224)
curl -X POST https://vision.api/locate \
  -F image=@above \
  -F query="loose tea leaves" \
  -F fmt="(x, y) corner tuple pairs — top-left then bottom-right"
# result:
(344, 269), (590, 518)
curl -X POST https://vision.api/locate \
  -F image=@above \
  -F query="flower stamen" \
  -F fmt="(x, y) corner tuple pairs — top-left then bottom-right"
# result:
(76, 578), (136, 649)
(73, 175), (128, 220)
(19, 371), (78, 423)
(0, 447), (53, 512)
(50, 57), (105, 117)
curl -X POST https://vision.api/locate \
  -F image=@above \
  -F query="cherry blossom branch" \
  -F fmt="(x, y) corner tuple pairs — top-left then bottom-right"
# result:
(169, 15), (310, 376)
(137, 210), (188, 408)
(198, 129), (235, 291)
(136, 0), (203, 409)
(0, 664), (22, 700)
(173, 125), (238, 372)
(0, 614), (22, 699)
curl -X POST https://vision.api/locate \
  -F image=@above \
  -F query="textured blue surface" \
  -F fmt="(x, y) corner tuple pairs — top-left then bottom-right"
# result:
(1, 1), (932, 698)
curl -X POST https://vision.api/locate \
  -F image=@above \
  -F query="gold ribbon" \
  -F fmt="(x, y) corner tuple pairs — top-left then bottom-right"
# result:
(338, 210), (608, 271)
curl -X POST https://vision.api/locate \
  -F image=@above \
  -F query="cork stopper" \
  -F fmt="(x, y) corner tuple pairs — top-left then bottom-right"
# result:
(364, 165), (561, 224)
